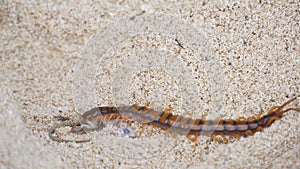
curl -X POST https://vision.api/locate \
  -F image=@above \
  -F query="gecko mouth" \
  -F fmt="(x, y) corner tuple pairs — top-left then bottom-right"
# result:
(71, 120), (105, 134)
(70, 123), (88, 134)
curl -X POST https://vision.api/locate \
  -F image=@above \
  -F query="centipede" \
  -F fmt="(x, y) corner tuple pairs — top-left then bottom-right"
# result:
(49, 96), (299, 143)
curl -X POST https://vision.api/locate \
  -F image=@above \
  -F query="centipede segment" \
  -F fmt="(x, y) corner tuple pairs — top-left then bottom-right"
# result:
(49, 97), (299, 144)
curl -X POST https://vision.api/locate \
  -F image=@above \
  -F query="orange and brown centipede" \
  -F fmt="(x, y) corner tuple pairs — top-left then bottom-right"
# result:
(49, 96), (299, 143)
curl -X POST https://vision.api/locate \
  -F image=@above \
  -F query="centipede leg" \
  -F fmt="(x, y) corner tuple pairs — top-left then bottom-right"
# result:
(127, 120), (133, 127)
(255, 126), (263, 132)
(138, 123), (147, 138)
(236, 116), (247, 121)
(247, 116), (257, 121)
(230, 133), (241, 139)
(244, 130), (253, 136)
(186, 134), (198, 142)
(144, 100), (160, 108)
(257, 110), (264, 119)
(101, 115), (109, 124)
(172, 131), (178, 139)
(201, 114), (207, 120)
(114, 114), (122, 122)
(128, 116), (138, 126)
(186, 134), (198, 148)
(119, 115), (130, 124)
(210, 135), (221, 143)
(95, 115), (104, 126)
(144, 101), (151, 107)
(110, 114), (117, 121)
(149, 124), (156, 137)
(265, 116), (280, 126)
(219, 133), (229, 143)
(163, 107), (173, 114)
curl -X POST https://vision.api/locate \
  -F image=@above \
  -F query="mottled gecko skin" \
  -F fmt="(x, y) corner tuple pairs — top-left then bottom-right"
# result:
(48, 108), (136, 143)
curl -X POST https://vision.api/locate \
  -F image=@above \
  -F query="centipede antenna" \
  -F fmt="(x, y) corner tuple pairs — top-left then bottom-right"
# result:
(73, 108), (82, 117)
(70, 98), (82, 117)
(277, 108), (300, 117)
(275, 97), (298, 113)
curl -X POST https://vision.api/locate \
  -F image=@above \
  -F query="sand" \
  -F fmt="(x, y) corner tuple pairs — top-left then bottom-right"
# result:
(1, 1), (299, 168)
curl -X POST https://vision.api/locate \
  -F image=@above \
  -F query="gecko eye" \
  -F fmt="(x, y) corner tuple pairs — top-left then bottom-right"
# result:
(71, 124), (86, 134)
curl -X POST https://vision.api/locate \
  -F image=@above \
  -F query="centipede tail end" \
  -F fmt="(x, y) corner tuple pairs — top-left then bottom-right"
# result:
(259, 96), (300, 128)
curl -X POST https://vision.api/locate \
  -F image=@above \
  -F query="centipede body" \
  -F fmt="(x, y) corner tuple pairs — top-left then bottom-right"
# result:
(49, 96), (300, 143)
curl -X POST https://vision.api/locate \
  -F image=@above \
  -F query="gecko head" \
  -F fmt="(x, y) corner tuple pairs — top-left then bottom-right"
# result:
(71, 118), (105, 134)
(71, 107), (105, 134)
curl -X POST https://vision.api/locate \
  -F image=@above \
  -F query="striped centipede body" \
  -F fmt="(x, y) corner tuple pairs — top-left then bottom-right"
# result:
(49, 96), (300, 143)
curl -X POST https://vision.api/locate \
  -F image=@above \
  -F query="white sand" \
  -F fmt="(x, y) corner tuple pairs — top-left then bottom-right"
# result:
(1, 1), (299, 168)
